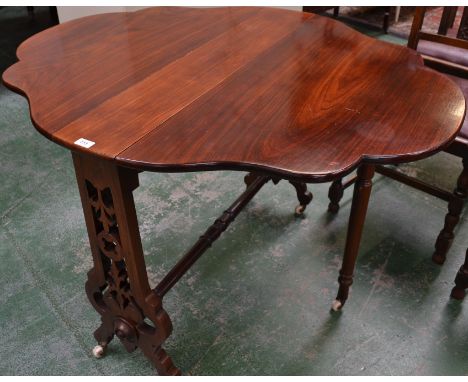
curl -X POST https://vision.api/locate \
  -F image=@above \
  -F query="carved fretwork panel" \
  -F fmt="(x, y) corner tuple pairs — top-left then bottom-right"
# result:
(73, 153), (180, 375)
(85, 179), (145, 351)
(86, 180), (145, 351)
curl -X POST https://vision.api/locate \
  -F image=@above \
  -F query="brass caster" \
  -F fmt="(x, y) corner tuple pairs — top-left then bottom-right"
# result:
(294, 204), (306, 216)
(92, 344), (107, 359)
(331, 299), (343, 311)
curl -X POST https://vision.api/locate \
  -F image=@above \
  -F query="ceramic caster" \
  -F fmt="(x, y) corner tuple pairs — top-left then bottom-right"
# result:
(294, 204), (306, 216)
(331, 299), (343, 311)
(92, 344), (106, 359)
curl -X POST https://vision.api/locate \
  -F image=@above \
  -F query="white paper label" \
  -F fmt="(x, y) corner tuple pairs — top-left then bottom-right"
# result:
(74, 138), (95, 149)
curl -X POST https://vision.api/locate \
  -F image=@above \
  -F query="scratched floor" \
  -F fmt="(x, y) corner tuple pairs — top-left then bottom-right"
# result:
(0, 7), (467, 376)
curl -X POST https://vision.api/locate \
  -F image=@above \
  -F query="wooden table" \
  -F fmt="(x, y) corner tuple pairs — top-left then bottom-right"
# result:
(2, 7), (465, 376)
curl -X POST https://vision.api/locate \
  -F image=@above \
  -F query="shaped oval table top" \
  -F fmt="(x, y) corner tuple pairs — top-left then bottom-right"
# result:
(2, 7), (466, 181)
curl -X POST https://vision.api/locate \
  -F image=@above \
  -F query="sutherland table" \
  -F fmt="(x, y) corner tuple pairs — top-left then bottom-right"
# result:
(2, 7), (466, 375)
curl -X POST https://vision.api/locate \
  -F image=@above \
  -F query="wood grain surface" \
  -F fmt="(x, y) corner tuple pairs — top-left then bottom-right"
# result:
(2, 7), (466, 181)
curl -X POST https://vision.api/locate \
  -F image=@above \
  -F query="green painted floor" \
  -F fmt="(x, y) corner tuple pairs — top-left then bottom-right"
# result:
(0, 7), (467, 376)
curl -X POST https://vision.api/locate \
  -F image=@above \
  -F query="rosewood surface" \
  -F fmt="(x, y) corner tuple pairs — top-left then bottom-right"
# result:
(326, 6), (468, 266)
(2, 6), (465, 182)
(2, 6), (466, 376)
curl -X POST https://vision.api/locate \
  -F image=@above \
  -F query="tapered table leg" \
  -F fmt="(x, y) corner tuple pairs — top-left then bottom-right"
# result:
(451, 248), (468, 300)
(332, 164), (375, 311)
(72, 153), (180, 376)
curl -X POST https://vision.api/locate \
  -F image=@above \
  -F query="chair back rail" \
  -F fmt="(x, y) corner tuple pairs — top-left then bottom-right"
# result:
(408, 7), (468, 78)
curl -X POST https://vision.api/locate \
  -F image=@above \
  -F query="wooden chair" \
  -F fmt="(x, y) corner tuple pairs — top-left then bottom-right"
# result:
(327, 6), (468, 265)
(451, 247), (468, 300)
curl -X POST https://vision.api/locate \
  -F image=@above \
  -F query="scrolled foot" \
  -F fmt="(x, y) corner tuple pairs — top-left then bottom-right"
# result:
(92, 344), (107, 359)
(331, 299), (343, 311)
(289, 181), (313, 216)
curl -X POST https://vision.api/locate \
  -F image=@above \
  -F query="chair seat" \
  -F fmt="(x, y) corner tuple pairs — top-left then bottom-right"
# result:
(418, 40), (468, 67)
(446, 74), (468, 141)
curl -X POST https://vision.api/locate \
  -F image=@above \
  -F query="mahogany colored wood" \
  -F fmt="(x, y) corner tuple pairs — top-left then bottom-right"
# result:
(334, 164), (375, 309)
(439, 7), (458, 35)
(457, 7), (468, 40)
(325, 163), (455, 207)
(409, 7), (468, 73)
(406, 7), (468, 264)
(288, 180), (313, 215)
(155, 174), (271, 297)
(72, 152), (180, 376)
(451, 247), (468, 300)
(433, 156), (468, 264)
(329, 6), (468, 264)
(410, 7), (468, 49)
(2, 6), (466, 374)
(2, 7), (465, 182)
(328, 178), (345, 213)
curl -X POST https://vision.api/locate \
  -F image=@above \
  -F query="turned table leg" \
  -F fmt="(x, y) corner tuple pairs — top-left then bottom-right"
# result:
(332, 164), (375, 311)
(451, 248), (468, 300)
(72, 153), (180, 376)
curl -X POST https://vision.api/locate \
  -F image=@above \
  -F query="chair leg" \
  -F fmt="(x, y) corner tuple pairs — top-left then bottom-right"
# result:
(27, 6), (35, 19)
(433, 157), (468, 264)
(73, 153), (180, 376)
(328, 178), (344, 213)
(333, 7), (339, 18)
(450, 248), (468, 300)
(383, 6), (391, 33)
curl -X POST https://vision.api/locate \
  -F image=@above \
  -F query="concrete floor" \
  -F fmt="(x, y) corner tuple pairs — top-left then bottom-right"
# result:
(0, 7), (467, 376)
